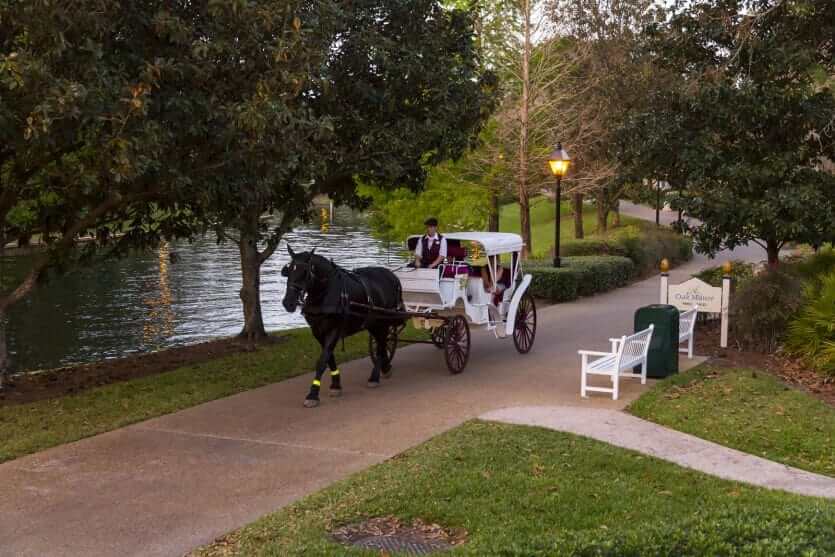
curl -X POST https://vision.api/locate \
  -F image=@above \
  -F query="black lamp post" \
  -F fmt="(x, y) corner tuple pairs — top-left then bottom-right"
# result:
(548, 143), (571, 268)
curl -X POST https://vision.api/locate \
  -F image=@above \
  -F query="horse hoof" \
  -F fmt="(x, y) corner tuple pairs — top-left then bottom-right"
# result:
(303, 399), (320, 408)
(329, 389), (342, 398)
(367, 381), (380, 389)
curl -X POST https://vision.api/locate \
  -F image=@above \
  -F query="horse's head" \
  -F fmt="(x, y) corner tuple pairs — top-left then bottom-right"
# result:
(281, 245), (322, 313)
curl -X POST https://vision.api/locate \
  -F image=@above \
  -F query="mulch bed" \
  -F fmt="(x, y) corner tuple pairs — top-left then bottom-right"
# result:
(0, 335), (285, 408)
(695, 319), (835, 407)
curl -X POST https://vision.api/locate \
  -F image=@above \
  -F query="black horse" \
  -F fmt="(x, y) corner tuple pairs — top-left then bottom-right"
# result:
(281, 246), (406, 407)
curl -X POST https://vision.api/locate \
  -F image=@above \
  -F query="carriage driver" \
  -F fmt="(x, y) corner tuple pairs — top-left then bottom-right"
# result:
(414, 217), (447, 269)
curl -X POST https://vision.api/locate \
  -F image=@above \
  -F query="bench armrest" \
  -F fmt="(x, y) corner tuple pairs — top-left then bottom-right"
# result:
(578, 350), (614, 357)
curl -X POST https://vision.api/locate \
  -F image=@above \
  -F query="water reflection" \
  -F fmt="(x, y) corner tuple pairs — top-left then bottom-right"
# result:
(4, 210), (406, 372)
(142, 241), (176, 345)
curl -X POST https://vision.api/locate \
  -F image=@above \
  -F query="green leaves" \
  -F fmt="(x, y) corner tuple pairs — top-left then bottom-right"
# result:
(627, 0), (835, 260)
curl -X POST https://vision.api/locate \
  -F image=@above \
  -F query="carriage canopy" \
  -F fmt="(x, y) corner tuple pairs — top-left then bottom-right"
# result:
(408, 232), (524, 256)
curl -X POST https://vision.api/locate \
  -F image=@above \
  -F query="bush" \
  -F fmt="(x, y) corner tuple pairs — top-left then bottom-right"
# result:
(565, 256), (635, 296)
(524, 256), (635, 302)
(524, 265), (581, 302)
(694, 260), (755, 288)
(731, 269), (804, 352)
(560, 226), (692, 276)
(561, 238), (628, 257)
(608, 225), (693, 275)
(786, 271), (835, 376)
(792, 247), (835, 287)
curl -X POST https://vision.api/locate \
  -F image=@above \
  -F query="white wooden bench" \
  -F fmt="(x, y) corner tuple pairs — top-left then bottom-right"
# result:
(678, 307), (698, 359)
(579, 325), (654, 400)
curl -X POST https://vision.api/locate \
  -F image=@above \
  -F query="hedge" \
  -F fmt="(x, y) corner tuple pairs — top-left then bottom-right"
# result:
(523, 225), (692, 303)
(561, 225), (692, 276)
(523, 256), (635, 302)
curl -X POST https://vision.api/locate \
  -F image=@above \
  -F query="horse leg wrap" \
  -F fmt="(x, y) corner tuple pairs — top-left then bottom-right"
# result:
(329, 369), (342, 393)
(306, 379), (321, 401)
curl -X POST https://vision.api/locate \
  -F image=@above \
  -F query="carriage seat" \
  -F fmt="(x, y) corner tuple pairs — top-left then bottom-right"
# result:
(440, 243), (469, 278)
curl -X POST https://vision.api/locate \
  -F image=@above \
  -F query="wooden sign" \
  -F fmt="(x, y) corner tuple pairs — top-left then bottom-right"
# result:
(666, 278), (723, 313)
(661, 273), (731, 348)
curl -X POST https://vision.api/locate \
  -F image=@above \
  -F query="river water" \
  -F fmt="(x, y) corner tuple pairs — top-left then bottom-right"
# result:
(2, 209), (406, 373)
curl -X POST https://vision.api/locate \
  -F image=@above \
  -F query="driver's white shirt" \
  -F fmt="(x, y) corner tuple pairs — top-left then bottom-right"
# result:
(414, 233), (448, 258)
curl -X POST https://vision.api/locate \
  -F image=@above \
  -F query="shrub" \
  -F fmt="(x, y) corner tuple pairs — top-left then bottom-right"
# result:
(524, 256), (635, 302)
(561, 238), (628, 257)
(524, 265), (581, 302)
(731, 269), (804, 352)
(694, 260), (755, 288)
(792, 247), (835, 287)
(565, 256), (635, 296)
(786, 271), (835, 376)
(608, 225), (693, 275)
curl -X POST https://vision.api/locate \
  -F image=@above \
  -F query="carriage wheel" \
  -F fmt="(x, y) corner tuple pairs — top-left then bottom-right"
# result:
(369, 326), (398, 371)
(431, 324), (447, 349)
(444, 316), (470, 374)
(513, 292), (537, 354)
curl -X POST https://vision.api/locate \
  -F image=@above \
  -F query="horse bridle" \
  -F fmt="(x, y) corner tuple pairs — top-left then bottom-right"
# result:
(282, 257), (326, 308)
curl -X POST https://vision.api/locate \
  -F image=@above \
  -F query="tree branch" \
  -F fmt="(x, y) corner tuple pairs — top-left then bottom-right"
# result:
(0, 188), (161, 313)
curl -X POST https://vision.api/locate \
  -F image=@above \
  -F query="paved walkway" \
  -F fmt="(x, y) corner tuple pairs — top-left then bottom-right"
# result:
(0, 232), (775, 557)
(483, 406), (835, 499)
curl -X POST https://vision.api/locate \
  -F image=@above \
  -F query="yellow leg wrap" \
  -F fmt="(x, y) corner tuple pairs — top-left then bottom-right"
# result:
(312, 379), (321, 387)
(330, 369), (340, 377)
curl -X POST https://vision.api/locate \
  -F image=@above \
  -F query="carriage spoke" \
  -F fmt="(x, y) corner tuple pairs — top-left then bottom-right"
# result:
(444, 315), (470, 374)
(513, 293), (536, 354)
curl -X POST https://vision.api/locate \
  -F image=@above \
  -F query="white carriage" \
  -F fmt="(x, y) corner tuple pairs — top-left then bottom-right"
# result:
(369, 232), (537, 374)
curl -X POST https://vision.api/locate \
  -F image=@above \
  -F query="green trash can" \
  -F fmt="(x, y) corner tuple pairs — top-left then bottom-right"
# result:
(634, 304), (679, 378)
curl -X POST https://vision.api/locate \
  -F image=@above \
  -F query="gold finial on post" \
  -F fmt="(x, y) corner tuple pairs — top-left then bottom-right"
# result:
(722, 261), (732, 276)
(659, 258), (670, 273)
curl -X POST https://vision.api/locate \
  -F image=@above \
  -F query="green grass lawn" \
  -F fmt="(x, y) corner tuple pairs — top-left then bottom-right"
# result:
(192, 421), (835, 556)
(629, 366), (835, 477)
(0, 326), (426, 463)
(499, 196), (640, 258)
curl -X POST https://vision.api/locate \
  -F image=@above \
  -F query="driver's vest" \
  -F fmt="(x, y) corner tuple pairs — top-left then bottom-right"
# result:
(420, 234), (443, 267)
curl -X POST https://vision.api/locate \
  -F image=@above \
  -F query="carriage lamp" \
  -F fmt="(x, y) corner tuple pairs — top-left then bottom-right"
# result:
(548, 143), (571, 267)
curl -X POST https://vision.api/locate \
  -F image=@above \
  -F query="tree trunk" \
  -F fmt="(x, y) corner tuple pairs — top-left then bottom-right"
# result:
(596, 191), (608, 233)
(517, 0), (532, 257)
(0, 311), (7, 388)
(488, 190), (500, 232)
(572, 193), (584, 239)
(655, 184), (661, 228)
(766, 240), (780, 268)
(612, 198), (620, 227)
(238, 215), (268, 341)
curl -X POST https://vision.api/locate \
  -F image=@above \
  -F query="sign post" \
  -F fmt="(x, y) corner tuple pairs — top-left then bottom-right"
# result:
(720, 261), (731, 348)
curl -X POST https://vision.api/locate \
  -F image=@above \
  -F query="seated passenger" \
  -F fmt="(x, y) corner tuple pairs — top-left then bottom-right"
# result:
(481, 256), (512, 306)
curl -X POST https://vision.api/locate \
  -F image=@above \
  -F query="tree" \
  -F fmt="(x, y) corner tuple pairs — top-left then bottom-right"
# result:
(547, 0), (667, 233)
(642, 0), (835, 266)
(219, 0), (496, 339)
(0, 1), (211, 385)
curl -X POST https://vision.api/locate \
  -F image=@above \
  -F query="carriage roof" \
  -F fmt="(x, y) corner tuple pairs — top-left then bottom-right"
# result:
(408, 232), (524, 256)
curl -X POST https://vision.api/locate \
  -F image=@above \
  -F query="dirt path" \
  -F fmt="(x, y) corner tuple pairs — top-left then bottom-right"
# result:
(0, 247), (768, 557)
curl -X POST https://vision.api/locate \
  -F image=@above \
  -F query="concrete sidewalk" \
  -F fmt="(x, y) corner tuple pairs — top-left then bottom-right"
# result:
(0, 247), (768, 557)
(483, 406), (835, 499)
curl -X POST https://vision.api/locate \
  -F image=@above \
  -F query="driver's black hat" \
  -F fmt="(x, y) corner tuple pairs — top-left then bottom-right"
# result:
(424, 217), (438, 226)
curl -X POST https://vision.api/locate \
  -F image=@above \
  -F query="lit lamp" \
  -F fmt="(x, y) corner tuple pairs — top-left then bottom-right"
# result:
(548, 143), (571, 267)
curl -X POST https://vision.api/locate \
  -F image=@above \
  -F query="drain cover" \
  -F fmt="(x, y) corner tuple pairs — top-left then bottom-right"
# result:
(353, 534), (452, 555)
